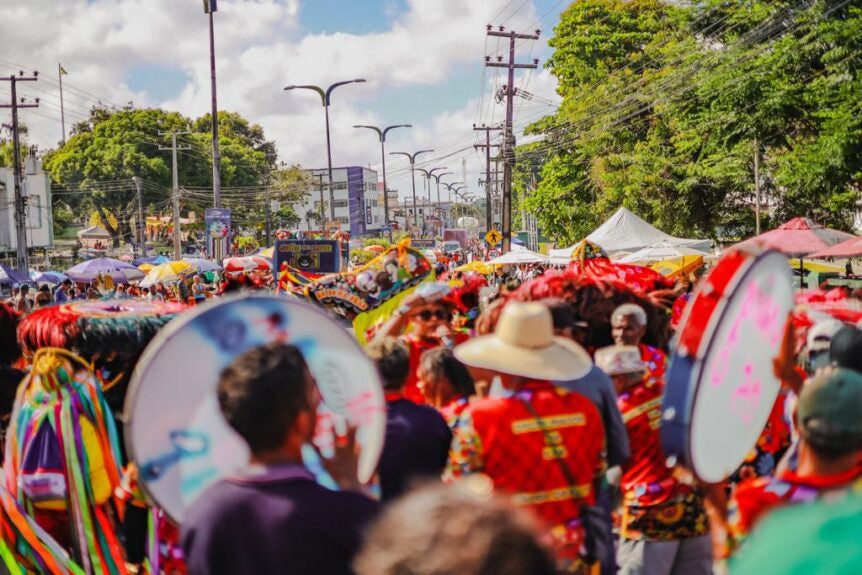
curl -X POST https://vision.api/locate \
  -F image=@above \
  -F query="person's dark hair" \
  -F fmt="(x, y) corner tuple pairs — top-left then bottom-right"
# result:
(354, 481), (556, 575)
(830, 326), (862, 373)
(19, 284), (29, 294)
(217, 342), (313, 454)
(366, 337), (410, 392)
(544, 298), (575, 331)
(0, 303), (20, 366)
(419, 348), (475, 397)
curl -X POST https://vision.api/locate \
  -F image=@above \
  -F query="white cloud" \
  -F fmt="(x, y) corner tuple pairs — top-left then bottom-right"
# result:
(0, 0), (559, 204)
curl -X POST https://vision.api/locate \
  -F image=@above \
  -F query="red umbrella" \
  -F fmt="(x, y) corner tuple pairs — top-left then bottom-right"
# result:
(223, 256), (271, 273)
(808, 235), (862, 259)
(733, 217), (855, 258)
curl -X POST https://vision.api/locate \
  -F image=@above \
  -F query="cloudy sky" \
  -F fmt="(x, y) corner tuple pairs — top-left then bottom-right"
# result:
(0, 0), (564, 203)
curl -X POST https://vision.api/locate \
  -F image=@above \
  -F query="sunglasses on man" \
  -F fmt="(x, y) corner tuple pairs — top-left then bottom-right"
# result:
(417, 309), (450, 321)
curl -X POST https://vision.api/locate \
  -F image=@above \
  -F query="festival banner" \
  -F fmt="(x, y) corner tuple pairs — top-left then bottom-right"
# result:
(204, 208), (231, 258)
(273, 239), (341, 275)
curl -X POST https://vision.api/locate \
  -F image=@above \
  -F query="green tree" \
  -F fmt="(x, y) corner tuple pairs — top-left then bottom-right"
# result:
(523, 0), (862, 244)
(42, 107), (279, 246)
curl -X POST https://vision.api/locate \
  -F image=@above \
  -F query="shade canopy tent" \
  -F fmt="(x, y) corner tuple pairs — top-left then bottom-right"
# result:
(808, 235), (862, 259)
(552, 207), (712, 259)
(618, 241), (713, 265)
(65, 258), (145, 283)
(733, 217), (854, 258)
(487, 249), (547, 266)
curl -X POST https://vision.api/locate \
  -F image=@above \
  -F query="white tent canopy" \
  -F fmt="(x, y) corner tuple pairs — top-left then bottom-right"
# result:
(487, 249), (547, 265)
(552, 207), (712, 259)
(618, 241), (712, 264)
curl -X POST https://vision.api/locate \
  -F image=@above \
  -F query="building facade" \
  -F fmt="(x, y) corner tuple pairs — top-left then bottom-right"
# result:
(299, 167), (384, 236)
(0, 156), (53, 253)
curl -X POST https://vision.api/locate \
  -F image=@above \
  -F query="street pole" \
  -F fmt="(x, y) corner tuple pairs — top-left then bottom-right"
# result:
(391, 150), (433, 231)
(0, 72), (39, 275)
(285, 80), (366, 228)
(473, 124), (501, 234)
(133, 176), (146, 257)
(58, 63), (67, 146)
(486, 25), (539, 253)
(159, 130), (191, 260)
(314, 172), (326, 228)
(754, 137), (761, 235)
(354, 124), (412, 226)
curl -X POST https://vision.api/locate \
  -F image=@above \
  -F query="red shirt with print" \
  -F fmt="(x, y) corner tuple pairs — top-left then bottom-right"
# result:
(617, 378), (709, 541)
(639, 344), (667, 384)
(732, 464), (862, 538)
(402, 333), (469, 404)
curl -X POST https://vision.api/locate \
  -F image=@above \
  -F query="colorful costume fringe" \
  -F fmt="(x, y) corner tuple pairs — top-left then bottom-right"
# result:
(3, 348), (127, 575)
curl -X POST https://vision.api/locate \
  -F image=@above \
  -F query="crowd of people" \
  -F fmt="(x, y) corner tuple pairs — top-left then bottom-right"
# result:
(1, 249), (861, 575)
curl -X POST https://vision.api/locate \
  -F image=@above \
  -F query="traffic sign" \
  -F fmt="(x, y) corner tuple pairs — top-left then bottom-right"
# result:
(487, 249), (501, 259)
(485, 229), (502, 246)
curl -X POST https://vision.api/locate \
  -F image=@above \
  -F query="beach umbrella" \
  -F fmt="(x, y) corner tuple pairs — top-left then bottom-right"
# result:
(808, 235), (862, 259)
(257, 246), (274, 259)
(487, 249), (547, 265)
(31, 271), (69, 284)
(733, 217), (854, 258)
(132, 255), (170, 267)
(0, 264), (29, 286)
(619, 241), (711, 264)
(182, 258), (223, 273)
(223, 256), (271, 274)
(140, 260), (196, 288)
(455, 260), (494, 274)
(66, 258), (145, 283)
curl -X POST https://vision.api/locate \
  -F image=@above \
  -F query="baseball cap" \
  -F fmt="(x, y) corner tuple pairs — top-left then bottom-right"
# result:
(807, 319), (845, 352)
(829, 326), (862, 372)
(797, 368), (862, 452)
(595, 345), (645, 376)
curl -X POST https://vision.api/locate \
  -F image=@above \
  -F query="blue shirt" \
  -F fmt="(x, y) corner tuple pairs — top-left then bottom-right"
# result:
(378, 398), (452, 501)
(557, 365), (631, 468)
(182, 464), (378, 575)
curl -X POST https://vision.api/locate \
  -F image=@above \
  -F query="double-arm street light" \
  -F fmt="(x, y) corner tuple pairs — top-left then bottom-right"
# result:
(353, 124), (411, 226)
(417, 167), (447, 237)
(284, 79), (366, 224)
(430, 171), (453, 229)
(443, 181), (465, 204)
(390, 149), (433, 228)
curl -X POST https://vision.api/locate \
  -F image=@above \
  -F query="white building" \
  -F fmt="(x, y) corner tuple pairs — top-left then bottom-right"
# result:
(0, 156), (53, 253)
(297, 167), (385, 236)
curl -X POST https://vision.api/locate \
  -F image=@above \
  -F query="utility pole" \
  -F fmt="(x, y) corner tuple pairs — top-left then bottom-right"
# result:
(313, 172), (327, 229)
(754, 138), (761, 235)
(133, 176), (147, 257)
(473, 124), (501, 233)
(58, 64), (67, 146)
(159, 130), (190, 260)
(486, 25), (539, 252)
(1, 72), (39, 275)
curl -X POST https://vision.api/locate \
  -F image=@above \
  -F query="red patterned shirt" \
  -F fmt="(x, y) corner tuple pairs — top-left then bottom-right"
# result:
(402, 333), (469, 404)
(639, 344), (667, 384)
(731, 465), (862, 542)
(447, 381), (605, 572)
(617, 378), (708, 541)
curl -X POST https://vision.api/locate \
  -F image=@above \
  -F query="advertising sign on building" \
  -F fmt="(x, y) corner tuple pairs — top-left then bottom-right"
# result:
(274, 239), (342, 275)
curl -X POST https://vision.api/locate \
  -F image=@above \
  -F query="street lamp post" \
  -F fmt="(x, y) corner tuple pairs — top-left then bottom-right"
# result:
(390, 150), (433, 230)
(284, 79), (366, 227)
(353, 124), (411, 226)
(417, 167), (448, 237)
(431, 171), (453, 229)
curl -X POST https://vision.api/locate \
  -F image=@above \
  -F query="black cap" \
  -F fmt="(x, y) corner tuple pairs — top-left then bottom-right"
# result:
(830, 326), (862, 373)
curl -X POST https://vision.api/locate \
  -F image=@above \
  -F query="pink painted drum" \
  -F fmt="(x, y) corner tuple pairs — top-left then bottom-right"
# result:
(661, 248), (794, 483)
(124, 294), (386, 522)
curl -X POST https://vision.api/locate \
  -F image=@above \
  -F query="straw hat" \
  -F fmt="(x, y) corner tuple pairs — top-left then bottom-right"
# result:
(454, 301), (592, 381)
(594, 345), (646, 376)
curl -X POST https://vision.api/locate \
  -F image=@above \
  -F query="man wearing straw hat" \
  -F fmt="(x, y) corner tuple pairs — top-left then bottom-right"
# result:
(449, 301), (606, 574)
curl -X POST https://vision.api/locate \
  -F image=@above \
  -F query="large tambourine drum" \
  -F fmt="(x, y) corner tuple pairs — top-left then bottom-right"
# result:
(661, 248), (794, 483)
(124, 294), (386, 522)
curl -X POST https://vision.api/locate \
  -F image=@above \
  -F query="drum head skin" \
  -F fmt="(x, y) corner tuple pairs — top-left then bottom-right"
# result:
(662, 249), (794, 483)
(125, 294), (386, 522)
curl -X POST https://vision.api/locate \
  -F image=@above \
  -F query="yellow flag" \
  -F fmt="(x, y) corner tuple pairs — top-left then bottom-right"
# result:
(59, 65), (68, 75)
